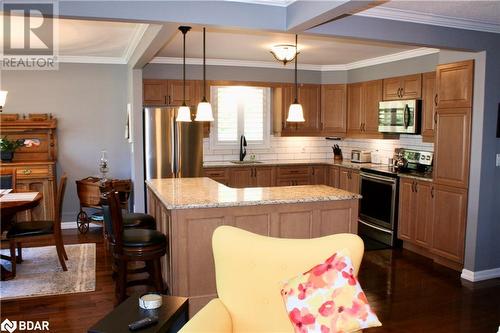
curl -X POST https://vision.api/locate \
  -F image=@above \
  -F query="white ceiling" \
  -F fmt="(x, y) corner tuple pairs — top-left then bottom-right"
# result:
(156, 27), (418, 65)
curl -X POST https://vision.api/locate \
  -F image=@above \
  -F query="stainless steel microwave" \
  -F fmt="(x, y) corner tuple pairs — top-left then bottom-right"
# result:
(378, 99), (420, 134)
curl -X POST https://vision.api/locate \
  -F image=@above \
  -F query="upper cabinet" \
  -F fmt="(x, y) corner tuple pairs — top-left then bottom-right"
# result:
(382, 74), (422, 100)
(435, 60), (474, 109)
(347, 80), (383, 137)
(143, 79), (199, 106)
(282, 84), (321, 135)
(321, 84), (347, 136)
(421, 72), (437, 142)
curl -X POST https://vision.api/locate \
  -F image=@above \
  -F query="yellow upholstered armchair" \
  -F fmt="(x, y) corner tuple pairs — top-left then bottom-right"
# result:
(179, 226), (365, 333)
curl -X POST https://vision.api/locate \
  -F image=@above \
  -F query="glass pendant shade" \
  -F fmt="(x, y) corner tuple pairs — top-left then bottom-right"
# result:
(0, 91), (7, 107)
(287, 102), (305, 122)
(270, 44), (297, 65)
(195, 100), (214, 121)
(176, 105), (192, 122)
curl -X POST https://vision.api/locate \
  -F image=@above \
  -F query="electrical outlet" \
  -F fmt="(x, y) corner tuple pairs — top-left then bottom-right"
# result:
(497, 153), (500, 167)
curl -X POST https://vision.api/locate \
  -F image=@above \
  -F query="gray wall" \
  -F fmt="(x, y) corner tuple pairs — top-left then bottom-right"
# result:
(1, 63), (130, 222)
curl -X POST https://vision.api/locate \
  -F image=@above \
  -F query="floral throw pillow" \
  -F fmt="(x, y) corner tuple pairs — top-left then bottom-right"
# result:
(281, 251), (381, 333)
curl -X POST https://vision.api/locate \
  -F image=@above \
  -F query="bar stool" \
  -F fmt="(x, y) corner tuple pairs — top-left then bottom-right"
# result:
(103, 189), (167, 303)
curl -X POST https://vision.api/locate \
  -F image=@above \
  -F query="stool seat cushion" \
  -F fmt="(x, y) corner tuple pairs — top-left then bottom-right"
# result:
(123, 229), (166, 247)
(123, 212), (156, 230)
(7, 220), (54, 238)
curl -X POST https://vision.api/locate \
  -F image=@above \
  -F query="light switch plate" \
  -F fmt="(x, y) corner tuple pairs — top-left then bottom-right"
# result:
(496, 153), (500, 167)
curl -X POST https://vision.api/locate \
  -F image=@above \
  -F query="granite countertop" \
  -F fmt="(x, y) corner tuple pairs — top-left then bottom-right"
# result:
(203, 159), (380, 170)
(146, 177), (361, 210)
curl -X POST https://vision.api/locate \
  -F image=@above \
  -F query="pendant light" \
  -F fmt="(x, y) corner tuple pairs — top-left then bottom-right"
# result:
(176, 26), (192, 122)
(195, 27), (214, 122)
(287, 34), (305, 122)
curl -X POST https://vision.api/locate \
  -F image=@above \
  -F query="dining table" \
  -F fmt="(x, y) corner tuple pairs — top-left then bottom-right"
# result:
(0, 191), (42, 281)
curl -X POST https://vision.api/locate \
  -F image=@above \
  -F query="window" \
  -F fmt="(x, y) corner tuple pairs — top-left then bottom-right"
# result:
(211, 86), (271, 149)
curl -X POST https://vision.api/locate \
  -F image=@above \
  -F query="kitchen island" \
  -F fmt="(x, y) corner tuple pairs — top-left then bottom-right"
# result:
(146, 177), (360, 315)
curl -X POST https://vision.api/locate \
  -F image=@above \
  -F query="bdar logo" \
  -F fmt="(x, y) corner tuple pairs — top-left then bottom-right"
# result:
(0, 319), (17, 333)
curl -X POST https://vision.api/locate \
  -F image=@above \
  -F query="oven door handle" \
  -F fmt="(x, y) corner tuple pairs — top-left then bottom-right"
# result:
(360, 172), (398, 184)
(403, 104), (410, 129)
(359, 220), (393, 234)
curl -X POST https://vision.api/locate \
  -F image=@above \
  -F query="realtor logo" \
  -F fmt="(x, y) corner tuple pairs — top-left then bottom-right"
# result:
(0, 319), (17, 333)
(1, 2), (59, 70)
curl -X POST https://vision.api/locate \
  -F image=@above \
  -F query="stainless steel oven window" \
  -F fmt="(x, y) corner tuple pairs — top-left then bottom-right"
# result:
(359, 172), (398, 230)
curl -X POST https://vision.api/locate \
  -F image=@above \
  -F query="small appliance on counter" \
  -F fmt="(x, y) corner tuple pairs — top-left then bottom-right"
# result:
(378, 99), (421, 134)
(351, 150), (371, 163)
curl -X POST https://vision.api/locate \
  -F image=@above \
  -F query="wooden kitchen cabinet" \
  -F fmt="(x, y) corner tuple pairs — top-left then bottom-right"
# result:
(310, 165), (326, 185)
(276, 165), (310, 186)
(282, 84), (321, 135)
(421, 71), (437, 142)
(397, 178), (434, 248)
(204, 167), (229, 186)
(321, 84), (347, 136)
(382, 74), (422, 100)
(143, 79), (199, 106)
(433, 107), (471, 188)
(327, 166), (339, 188)
(435, 60), (474, 109)
(346, 80), (383, 137)
(229, 166), (275, 188)
(338, 167), (360, 194)
(254, 167), (275, 187)
(431, 184), (467, 263)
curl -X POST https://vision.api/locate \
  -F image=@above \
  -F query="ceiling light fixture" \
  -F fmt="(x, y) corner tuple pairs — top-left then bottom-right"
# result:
(176, 26), (192, 122)
(0, 91), (7, 112)
(270, 44), (298, 66)
(195, 27), (214, 122)
(287, 35), (305, 123)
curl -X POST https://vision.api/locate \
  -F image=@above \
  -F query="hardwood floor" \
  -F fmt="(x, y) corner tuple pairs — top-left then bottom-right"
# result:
(1, 229), (499, 332)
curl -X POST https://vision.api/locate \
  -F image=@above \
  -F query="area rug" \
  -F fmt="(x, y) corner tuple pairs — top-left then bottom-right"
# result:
(0, 243), (96, 300)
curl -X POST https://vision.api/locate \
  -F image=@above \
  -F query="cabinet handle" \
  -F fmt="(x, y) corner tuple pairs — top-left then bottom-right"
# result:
(164, 95), (167, 105)
(397, 88), (401, 98)
(168, 95), (172, 105)
(434, 111), (437, 125)
(23, 168), (32, 175)
(362, 123), (365, 131)
(434, 93), (438, 106)
(312, 168), (315, 176)
(431, 186), (434, 198)
(415, 182), (418, 192)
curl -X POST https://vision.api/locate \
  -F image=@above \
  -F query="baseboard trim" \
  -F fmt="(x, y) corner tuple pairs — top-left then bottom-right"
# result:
(461, 267), (500, 282)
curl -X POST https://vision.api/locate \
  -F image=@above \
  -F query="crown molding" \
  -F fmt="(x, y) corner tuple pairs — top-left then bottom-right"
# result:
(150, 47), (440, 72)
(57, 56), (126, 64)
(123, 24), (149, 63)
(355, 7), (500, 34)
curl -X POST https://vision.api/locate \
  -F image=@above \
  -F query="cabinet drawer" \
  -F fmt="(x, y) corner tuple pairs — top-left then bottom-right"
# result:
(277, 166), (310, 178)
(277, 176), (309, 186)
(16, 165), (52, 178)
(204, 168), (228, 178)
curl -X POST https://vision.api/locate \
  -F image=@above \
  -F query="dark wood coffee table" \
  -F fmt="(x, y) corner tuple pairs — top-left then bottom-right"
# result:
(88, 294), (188, 333)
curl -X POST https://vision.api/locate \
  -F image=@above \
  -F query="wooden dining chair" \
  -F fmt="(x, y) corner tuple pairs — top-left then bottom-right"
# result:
(103, 189), (167, 303)
(6, 175), (68, 275)
(0, 168), (16, 190)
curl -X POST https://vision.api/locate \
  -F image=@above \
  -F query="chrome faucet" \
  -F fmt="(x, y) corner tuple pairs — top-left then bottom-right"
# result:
(239, 135), (247, 162)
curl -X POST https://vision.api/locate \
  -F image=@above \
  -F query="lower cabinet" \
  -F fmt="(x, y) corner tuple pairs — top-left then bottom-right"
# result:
(203, 168), (229, 186)
(327, 166), (339, 188)
(398, 178), (467, 266)
(338, 167), (360, 194)
(229, 167), (275, 188)
(310, 165), (326, 185)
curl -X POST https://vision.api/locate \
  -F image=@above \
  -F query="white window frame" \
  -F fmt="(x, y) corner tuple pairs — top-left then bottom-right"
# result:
(209, 85), (271, 150)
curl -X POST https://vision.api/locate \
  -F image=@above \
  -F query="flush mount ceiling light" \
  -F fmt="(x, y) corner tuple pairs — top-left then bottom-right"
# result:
(0, 91), (7, 112)
(270, 44), (298, 66)
(176, 26), (192, 122)
(195, 27), (214, 122)
(287, 35), (305, 123)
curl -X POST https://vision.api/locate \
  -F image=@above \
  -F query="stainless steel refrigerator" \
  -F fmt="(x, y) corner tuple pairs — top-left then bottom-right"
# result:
(144, 107), (203, 180)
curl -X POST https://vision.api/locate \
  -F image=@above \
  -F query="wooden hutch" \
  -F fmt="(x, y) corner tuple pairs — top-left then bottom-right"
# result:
(0, 114), (57, 220)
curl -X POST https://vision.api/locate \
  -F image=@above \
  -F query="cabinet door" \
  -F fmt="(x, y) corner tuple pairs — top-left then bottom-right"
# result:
(167, 80), (198, 106)
(414, 181), (434, 248)
(310, 166), (326, 185)
(362, 80), (383, 134)
(421, 72), (436, 141)
(143, 79), (167, 105)
(434, 108), (471, 188)
(282, 84), (321, 134)
(347, 83), (363, 134)
(338, 168), (350, 191)
(204, 168), (229, 186)
(436, 60), (474, 109)
(431, 184), (467, 263)
(328, 166), (339, 188)
(16, 178), (54, 221)
(382, 77), (402, 100)
(229, 168), (253, 188)
(321, 84), (347, 135)
(401, 74), (422, 99)
(348, 170), (360, 194)
(254, 167), (275, 187)
(397, 178), (415, 242)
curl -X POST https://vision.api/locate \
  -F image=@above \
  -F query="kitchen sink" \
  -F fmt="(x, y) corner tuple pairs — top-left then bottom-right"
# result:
(230, 160), (263, 164)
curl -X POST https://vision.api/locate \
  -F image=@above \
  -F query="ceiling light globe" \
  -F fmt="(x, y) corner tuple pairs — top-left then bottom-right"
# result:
(176, 105), (192, 122)
(195, 101), (214, 122)
(287, 103), (305, 122)
(270, 44), (297, 65)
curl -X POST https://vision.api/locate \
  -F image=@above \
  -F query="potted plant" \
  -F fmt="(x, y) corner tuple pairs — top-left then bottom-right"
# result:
(0, 137), (25, 162)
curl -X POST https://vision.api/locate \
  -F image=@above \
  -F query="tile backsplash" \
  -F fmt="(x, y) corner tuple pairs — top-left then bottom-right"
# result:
(203, 135), (434, 164)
